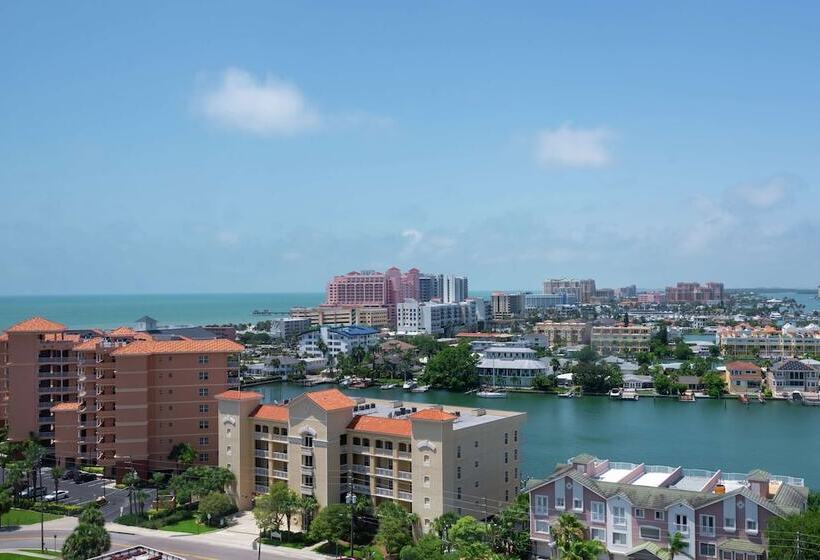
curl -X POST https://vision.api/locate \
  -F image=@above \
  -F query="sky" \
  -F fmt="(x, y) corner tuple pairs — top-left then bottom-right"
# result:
(1, 1), (819, 295)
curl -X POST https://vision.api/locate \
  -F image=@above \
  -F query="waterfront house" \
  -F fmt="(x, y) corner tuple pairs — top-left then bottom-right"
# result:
(476, 346), (549, 387)
(623, 373), (654, 390)
(298, 325), (379, 358)
(724, 361), (764, 395)
(769, 358), (820, 394)
(528, 454), (807, 560)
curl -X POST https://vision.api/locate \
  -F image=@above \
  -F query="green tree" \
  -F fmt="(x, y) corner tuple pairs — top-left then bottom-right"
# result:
(376, 501), (417, 555)
(768, 507), (820, 560)
(168, 442), (197, 473)
(0, 490), (11, 528)
(490, 494), (530, 559)
(561, 538), (605, 560)
(399, 533), (450, 560)
(51, 465), (65, 501)
(62, 522), (111, 560)
(701, 371), (727, 398)
(420, 342), (480, 391)
(432, 511), (460, 542)
(448, 515), (488, 556)
(79, 504), (106, 527)
(253, 482), (298, 535)
(667, 531), (687, 560)
(553, 513), (586, 549)
(307, 503), (351, 549)
(673, 340), (694, 360)
(122, 470), (140, 516)
(198, 492), (235, 526)
(297, 494), (319, 532)
(532, 374), (555, 392)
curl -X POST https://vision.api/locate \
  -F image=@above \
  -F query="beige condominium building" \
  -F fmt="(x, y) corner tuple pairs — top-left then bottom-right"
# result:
(591, 325), (651, 355)
(216, 388), (525, 531)
(535, 321), (592, 347)
(290, 305), (390, 329)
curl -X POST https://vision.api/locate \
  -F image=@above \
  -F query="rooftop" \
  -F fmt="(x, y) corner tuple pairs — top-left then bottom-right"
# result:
(215, 390), (263, 402)
(251, 403), (289, 422)
(304, 389), (356, 411)
(5, 316), (66, 333)
(111, 338), (243, 356)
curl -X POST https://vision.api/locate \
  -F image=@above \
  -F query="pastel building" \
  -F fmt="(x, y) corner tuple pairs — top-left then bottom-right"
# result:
(395, 299), (477, 336)
(665, 282), (724, 304)
(216, 388), (525, 531)
(543, 279), (597, 304)
(591, 325), (652, 355)
(535, 321), (592, 347)
(298, 326), (379, 358)
(724, 361), (764, 395)
(290, 306), (390, 329)
(491, 292), (526, 320)
(529, 454), (807, 560)
(769, 358), (820, 394)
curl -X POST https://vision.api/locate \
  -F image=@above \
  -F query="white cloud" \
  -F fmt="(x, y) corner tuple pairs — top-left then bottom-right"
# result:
(728, 177), (792, 209)
(679, 195), (737, 255)
(215, 230), (240, 247)
(198, 68), (320, 135)
(535, 124), (613, 168)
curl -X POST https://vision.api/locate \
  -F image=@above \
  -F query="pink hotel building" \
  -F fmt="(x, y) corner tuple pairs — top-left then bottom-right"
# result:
(1, 317), (242, 477)
(325, 267), (421, 326)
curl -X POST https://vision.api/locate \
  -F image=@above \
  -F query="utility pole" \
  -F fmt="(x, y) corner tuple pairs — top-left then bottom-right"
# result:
(795, 531), (801, 560)
(346, 480), (356, 557)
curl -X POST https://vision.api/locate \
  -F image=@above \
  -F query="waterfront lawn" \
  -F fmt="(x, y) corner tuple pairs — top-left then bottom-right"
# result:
(3, 508), (61, 526)
(159, 518), (218, 534)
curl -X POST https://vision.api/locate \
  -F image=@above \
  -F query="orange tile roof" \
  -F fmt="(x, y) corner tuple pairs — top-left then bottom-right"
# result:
(726, 360), (761, 371)
(347, 415), (411, 437)
(305, 389), (356, 411)
(0, 333), (8, 342)
(409, 408), (457, 421)
(251, 404), (289, 422)
(51, 402), (80, 412)
(6, 317), (66, 333)
(108, 327), (138, 336)
(215, 390), (263, 401)
(74, 337), (103, 351)
(111, 339), (244, 356)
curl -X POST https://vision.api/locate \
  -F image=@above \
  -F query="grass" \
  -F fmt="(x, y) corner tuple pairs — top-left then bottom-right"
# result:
(1, 508), (61, 526)
(0, 554), (49, 560)
(159, 518), (218, 534)
(20, 550), (61, 557)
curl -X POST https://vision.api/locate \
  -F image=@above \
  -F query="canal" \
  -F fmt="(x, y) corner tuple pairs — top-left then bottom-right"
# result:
(252, 382), (819, 488)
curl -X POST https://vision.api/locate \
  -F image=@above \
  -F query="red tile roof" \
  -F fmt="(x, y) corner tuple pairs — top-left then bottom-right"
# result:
(111, 339), (244, 356)
(215, 390), (263, 401)
(726, 361), (761, 371)
(51, 402), (80, 412)
(409, 408), (457, 421)
(347, 415), (411, 437)
(74, 337), (103, 351)
(251, 404), (289, 422)
(305, 389), (356, 411)
(6, 317), (66, 333)
(108, 327), (138, 336)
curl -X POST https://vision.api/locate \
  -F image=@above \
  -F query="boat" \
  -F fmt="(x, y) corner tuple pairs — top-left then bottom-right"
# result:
(252, 309), (275, 315)
(608, 388), (623, 399)
(558, 390), (576, 398)
(350, 379), (372, 389)
(758, 393), (766, 404)
(380, 384), (396, 390)
(789, 390), (804, 403)
(739, 394), (749, 404)
(411, 385), (430, 393)
(402, 380), (417, 390)
(679, 390), (696, 402)
(477, 390), (507, 398)
(339, 377), (352, 387)
(621, 388), (639, 401)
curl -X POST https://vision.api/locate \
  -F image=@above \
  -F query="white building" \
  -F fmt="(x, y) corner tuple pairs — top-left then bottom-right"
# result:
(477, 346), (548, 388)
(270, 317), (312, 339)
(396, 299), (477, 336)
(298, 326), (379, 357)
(442, 275), (469, 303)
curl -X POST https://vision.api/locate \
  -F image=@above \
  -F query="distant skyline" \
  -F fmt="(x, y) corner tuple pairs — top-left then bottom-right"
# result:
(2, 2), (819, 295)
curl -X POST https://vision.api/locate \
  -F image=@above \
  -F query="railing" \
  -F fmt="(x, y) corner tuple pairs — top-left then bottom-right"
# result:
(255, 485), (269, 494)
(674, 524), (689, 535)
(683, 468), (716, 478)
(375, 448), (394, 457)
(300, 485), (314, 495)
(38, 356), (72, 363)
(271, 452), (288, 461)
(398, 451), (411, 459)
(613, 516), (627, 528)
(351, 445), (370, 454)
(273, 470), (288, 479)
(699, 526), (716, 537)
(351, 465), (370, 474)
(375, 468), (393, 477)
(353, 484), (371, 494)
(374, 487), (394, 497)
(398, 491), (412, 501)
(645, 465), (676, 473)
(772, 475), (805, 487)
(38, 431), (55, 439)
(398, 471), (412, 480)
(255, 468), (269, 476)
(254, 449), (270, 458)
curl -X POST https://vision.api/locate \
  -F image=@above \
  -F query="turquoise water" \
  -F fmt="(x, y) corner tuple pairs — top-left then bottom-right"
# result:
(0, 293), (324, 330)
(254, 382), (820, 488)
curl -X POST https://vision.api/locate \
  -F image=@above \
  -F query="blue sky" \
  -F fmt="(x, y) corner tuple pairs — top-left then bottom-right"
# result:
(1, 1), (819, 294)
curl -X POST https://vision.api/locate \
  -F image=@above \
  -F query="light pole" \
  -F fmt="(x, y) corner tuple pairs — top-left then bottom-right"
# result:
(346, 481), (356, 558)
(53, 534), (57, 553)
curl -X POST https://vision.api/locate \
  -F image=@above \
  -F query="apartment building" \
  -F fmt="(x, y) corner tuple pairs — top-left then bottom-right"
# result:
(665, 282), (724, 304)
(395, 299), (477, 336)
(442, 275), (469, 303)
(591, 325), (651, 355)
(0, 317), (80, 443)
(491, 292), (526, 320)
(716, 324), (820, 358)
(724, 361), (764, 395)
(298, 326), (379, 358)
(543, 279), (597, 304)
(534, 321), (592, 347)
(49, 328), (242, 477)
(269, 317), (312, 339)
(525, 293), (578, 310)
(769, 358), (820, 394)
(529, 454), (807, 560)
(637, 292), (666, 305)
(290, 306), (390, 329)
(216, 389), (525, 531)
(477, 346), (548, 388)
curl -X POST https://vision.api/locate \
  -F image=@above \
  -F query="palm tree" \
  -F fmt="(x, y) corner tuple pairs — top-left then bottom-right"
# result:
(297, 495), (319, 531)
(553, 513), (586, 549)
(667, 531), (687, 560)
(561, 538), (604, 560)
(134, 489), (150, 517)
(51, 466), (65, 502)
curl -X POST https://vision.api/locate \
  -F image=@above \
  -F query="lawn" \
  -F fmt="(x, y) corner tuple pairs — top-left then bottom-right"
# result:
(0, 554), (57, 560)
(2, 508), (61, 526)
(20, 550), (61, 557)
(159, 518), (217, 534)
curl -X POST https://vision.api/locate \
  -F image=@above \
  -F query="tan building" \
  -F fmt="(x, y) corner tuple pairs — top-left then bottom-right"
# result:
(0, 317), (80, 443)
(216, 388), (525, 530)
(534, 321), (592, 347)
(290, 306), (389, 329)
(591, 325), (651, 355)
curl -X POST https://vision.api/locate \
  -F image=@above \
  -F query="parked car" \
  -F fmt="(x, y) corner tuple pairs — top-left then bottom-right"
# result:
(73, 471), (97, 484)
(44, 490), (69, 502)
(21, 486), (47, 498)
(61, 469), (78, 480)
(95, 496), (108, 506)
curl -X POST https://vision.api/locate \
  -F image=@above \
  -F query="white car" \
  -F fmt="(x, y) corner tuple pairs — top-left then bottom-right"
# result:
(44, 490), (69, 501)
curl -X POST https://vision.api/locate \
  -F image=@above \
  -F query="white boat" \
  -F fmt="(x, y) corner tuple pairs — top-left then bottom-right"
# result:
(621, 388), (639, 401)
(411, 385), (430, 393)
(380, 384), (396, 390)
(558, 390), (575, 398)
(477, 390), (507, 398)
(402, 380), (417, 390)
(608, 388), (623, 399)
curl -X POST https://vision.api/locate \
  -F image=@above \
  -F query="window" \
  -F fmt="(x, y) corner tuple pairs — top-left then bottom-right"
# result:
(591, 501), (605, 522)
(505, 471), (509, 483)
(424, 497), (431, 509)
(635, 508), (645, 518)
(514, 449), (518, 460)
(676, 514), (689, 534)
(353, 437), (361, 446)
(474, 460), (479, 468)
(198, 437), (209, 445)
(199, 404), (209, 413)
(640, 526), (661, 541)
(198, 355), (209, 364)
(700, 515), (716, 537)
(423, 475), (430, 488)
(573, 496), (583, 510)
(302, 435), (313, 448)
(504, 452), (508, 464)
(724, 515), (736, 531)
(474, 440), (479, 448)
(590, 528), (606, 542)
(199, 420), (209, 429)
(362, 438), (369, 447)
(375, 440), (383, 449)
(534, 495), (549, 514)
(302, 455), (314, 467)
(457, 487), (462, 499)
(340, 454), (347, 465)
(555, 495), (565, 509)
(457, 466), (461, 479)
(340, 435), (347, 445)
(514, 430), (518, 442)
(198, 452), (209, 462)
(423, 454), (430, 466)
(301, 475), (314, 488)
(504, 432), (508, 444)
(535, 519), (550, 534)
(199, 388), (209, 397)
(746, 518), (757, 533)
(612, 532), (627, 546)
(474, 480), (479, 488)
(655, 511), (665, 521)
(612, 506), (626, 527)
(700, 543), (716, 557)
(198, 371), (209, 381)
(457, 446), (461, 458)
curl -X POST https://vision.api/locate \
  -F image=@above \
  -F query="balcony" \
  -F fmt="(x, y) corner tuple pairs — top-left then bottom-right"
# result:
(374, 487), (394, 498)
(674, 524), (689, 536)
(398, 471), (412, 480)
(255, 485), (269, 494)
(300, 485), (314, 495)
(352, 484), (371, 495)
(255, 468), (269, 476)
(351, 465), (370, 474)
(699, 526), (715, 537)
(273, 470), (288, 479)
(398, 491), (412, 501)
(271, 452), (288, 461)
(38, 356), (72, 363)
(254, 449), (270, 459)
(375, 468), (393, 477)
(398, 451), (411, 459)
(374, 448), (394, 457)
(38, 431), (55, 440)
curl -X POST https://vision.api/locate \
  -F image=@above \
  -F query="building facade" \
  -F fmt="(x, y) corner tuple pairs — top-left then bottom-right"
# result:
(216, 389), (525, 531)
(491, 292), (526, 320)
(534, 321), (592, 347)
(525, 293), (578, 310)
(769, 358), (820, 394)
(395, 299), (477, 336)
(716, 324), (820, 358)
(591, 325), (651, 355)
(290, 306), (390, 329)
(477, 346), (548, 387)
(298, 326), (379, 358)
(529, 454), (807, 560)
(665, 282), (724, 304)
(442, 275), (469, 303)
(543, 279), (597, 304)
(269, 317), (312, 339)
(724, 361), (764, 395)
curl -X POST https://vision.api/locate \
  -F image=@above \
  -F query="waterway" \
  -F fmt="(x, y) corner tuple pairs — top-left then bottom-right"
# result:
(254, 382), (819, 488)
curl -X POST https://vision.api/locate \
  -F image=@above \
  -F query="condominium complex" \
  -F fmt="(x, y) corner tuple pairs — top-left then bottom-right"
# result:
(442, 275), (469, 303)
(298, 326), (379, 358)
(524, 293), (578, 310)
(216, 388), (525, 530)
(543, 279), (597, 304)
(716, 324), (820, 358)
(395, 299), (477, 336)
(637, 292), (666, 305)
(665, 282), (724, 304)
(529, 454), (807, 560)
(477, 346), (548, 387)
(534, 321), (592, 347)
(290, 305), (390, 329)
(269, 317), (312, 339)
(491, 292), (526, 320)
(591, 325), (651, 355)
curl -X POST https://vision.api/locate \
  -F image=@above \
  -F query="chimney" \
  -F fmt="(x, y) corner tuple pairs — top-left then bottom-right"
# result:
(746, 469), (771, 498)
